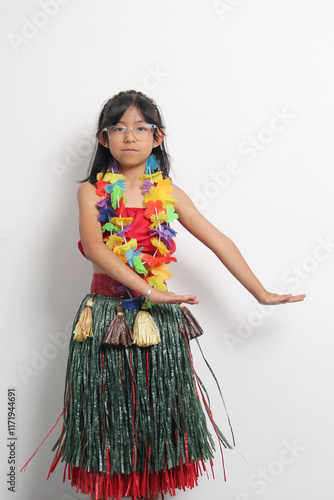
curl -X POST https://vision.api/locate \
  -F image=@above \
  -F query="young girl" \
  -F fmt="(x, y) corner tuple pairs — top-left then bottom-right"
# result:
(33, 90), (305, 500)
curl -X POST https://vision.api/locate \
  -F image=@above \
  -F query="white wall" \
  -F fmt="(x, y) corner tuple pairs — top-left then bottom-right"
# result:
(1, 1), (333, 499)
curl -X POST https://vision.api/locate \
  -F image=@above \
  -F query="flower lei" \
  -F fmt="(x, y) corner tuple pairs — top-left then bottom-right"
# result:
(95, 155), (178, 308)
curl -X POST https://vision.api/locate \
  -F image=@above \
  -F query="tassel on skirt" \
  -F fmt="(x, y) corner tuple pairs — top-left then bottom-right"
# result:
(48, 274), (234, 500)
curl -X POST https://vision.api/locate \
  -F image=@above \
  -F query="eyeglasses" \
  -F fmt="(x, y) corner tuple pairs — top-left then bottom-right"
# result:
(102, 123), (158, 141)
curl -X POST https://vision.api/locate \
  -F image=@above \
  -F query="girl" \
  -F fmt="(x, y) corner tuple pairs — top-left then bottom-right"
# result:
(33, 90), (305, 500)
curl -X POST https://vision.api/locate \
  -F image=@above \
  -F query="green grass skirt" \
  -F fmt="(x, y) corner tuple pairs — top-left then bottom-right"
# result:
(48, 291), (234, 499)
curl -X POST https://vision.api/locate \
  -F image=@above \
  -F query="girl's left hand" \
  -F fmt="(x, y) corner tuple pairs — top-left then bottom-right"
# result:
(257, 291), (306, 305)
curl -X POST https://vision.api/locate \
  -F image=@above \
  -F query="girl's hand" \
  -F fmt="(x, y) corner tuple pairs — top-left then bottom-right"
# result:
(148, 288), (199, 305)
(257, 291), (306, 305)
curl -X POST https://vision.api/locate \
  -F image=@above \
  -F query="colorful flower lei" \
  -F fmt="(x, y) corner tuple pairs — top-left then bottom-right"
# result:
(95, 155), (178, 308)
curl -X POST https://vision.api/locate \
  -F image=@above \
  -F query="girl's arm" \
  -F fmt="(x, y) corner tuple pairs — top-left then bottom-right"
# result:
(77, 182), (199, 305)
(172, 184), (306, 305)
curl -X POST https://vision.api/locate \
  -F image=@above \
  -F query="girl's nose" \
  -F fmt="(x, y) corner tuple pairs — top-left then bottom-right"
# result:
(125, 128), (136, 141)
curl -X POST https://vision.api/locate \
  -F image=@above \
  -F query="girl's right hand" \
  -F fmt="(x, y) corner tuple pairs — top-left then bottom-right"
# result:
(148, 288), (199, 305)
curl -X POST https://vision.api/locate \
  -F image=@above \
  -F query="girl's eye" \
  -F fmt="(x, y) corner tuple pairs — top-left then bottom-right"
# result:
(136, 126), (148, 132)
(114, 127), (126, 132)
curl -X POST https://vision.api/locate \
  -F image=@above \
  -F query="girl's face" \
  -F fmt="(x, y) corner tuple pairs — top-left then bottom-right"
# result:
(99, 106), (163, 172)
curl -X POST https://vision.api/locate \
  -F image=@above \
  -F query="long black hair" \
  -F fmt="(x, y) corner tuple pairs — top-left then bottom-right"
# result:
(80, 90), (171, 184)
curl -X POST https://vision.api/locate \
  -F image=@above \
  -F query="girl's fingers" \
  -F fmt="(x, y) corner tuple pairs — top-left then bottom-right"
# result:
(258, 292), (306, 305)
(172, 295), (199, 304)
(283, 293), (306, 303)
(149, 289), (199, 305)
(277, 293), (306, 303)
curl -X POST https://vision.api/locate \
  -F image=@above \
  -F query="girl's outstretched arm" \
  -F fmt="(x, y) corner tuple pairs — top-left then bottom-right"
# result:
(77, 182), (198, 305)
(173, 184), (306, 305)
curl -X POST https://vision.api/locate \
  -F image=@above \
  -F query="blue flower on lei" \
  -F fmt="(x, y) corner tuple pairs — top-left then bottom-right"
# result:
(125, 245), (144, 267)
(98, 207), (117, 222)
(121, 296), (143, 311)
(105, 178), (126, 193)
(145, 154), (159, 174)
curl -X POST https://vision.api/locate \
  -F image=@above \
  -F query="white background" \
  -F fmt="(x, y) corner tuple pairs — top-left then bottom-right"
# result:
(1, 1), (334, 499)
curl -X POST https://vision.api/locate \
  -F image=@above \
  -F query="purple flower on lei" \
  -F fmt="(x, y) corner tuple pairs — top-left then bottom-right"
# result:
(117, 223), (131, 239)
(143, 180), (153, 195)
(108, 159), (120, 173)
(97, 196), (112, 209)
(111, 284), (132, 295)
(149, 224), (177, 249)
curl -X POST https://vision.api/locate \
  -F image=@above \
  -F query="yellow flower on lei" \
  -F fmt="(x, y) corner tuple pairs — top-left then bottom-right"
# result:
(113, 238), (137, 255)
(144, 178), (176, 207)
(149, 211), (169, 229)
(151, 237), (169, 256)
(110, 217), (134, 228)
(140, 171), (163, 183)
(150, 264), (173, 280)
(147, 275), (167, 291)
(104, 234), (124, 250)
(102, 172), (125, 183)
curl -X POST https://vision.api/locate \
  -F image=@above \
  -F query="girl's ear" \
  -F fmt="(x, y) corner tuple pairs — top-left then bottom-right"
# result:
(97, 130), (109, 148)
(153, 128), (165, 148)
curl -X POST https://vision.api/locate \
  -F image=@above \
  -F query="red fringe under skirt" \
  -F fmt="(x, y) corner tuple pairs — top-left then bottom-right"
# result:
(64, 451), (214, 500)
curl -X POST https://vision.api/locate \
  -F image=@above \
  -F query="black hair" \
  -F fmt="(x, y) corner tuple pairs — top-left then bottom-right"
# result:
(79, 90), (171, 183)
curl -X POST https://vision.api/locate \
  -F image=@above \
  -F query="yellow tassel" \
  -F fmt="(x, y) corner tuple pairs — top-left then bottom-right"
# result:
(133, 302), (161, 347)
(73, 297), (94, 342)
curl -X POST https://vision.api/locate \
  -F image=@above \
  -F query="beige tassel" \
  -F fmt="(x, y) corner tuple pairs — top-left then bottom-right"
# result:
(73, 297), (94, 342)
(133, 302), (161, 347)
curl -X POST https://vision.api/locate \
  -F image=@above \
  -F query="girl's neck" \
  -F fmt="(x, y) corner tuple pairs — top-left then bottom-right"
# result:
(118, 163), (146, 187)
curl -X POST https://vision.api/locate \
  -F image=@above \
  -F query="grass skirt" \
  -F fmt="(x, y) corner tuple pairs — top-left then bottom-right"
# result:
(48, 276), (234, 499)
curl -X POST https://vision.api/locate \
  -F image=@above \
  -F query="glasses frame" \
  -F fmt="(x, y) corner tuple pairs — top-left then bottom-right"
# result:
(102, 123), (158, 141)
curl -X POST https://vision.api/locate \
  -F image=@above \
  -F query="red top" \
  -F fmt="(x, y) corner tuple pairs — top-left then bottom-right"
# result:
(78, 207), (176, 259)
